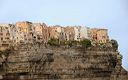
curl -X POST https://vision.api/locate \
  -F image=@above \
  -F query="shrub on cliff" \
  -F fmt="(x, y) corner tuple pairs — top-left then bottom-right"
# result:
(3, 49), (12, 57)
(0, 48), (13, 62)
(60, 40), (79, 47)
(48, 38), (59, 46)
(64, 40), (72, 47)
(111, 39), (118, 50)
(80, 39), (91, 48)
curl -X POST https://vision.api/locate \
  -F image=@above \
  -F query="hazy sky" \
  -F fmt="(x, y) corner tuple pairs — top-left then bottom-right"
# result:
(0, 0), (128, 70)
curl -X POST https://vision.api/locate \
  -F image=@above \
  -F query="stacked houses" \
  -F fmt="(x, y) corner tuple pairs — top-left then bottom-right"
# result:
(0, 21), (109, 50)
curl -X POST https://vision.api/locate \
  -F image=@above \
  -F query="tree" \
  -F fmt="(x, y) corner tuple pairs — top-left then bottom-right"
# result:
(111, 39), (118, 50)
(63, 40), (79, 47)
(48, 38), (59, 46)
(65, 40), (73, 47)
(80, 39), (91, 48)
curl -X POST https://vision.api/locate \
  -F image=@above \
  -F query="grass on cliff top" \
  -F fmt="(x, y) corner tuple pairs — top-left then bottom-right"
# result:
(48, 38), (92, 48)
(47, 38), (118, 50)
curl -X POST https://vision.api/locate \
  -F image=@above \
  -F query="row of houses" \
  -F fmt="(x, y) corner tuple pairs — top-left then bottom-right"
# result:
(0, 21), (109, 49)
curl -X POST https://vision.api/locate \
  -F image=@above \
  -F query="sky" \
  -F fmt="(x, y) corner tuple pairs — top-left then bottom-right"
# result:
(0, 0), (128, 70)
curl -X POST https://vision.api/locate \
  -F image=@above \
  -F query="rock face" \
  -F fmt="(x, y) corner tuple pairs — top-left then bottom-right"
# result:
(0, 43), (128, 80)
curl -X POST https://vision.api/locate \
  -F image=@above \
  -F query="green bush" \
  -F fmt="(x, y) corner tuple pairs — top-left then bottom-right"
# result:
(0, 48), (12, 59)
(71, 40), (79, 45)
(111, 39), (118, 50)
(48, 38), (59, 46)
(80, 39), (91, 48)
(65, 40), (72, 47)
(63, 40), (79, 47)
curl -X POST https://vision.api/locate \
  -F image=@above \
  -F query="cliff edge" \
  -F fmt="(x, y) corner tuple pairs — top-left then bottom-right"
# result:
(0, 43), (128, 80)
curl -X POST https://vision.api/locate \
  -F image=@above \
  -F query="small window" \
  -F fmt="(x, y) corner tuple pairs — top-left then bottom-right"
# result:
(5, 27), (8, 29)
(6, 33), (10, 36)
(1, 38), (3, 41)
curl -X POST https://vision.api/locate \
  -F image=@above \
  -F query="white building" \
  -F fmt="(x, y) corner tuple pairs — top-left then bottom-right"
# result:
(74, 26), (79, 41)
(79, 26), (89, 40)
(74, 26), (89, 41)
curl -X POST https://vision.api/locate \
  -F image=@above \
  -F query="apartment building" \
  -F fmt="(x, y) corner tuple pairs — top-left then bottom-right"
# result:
(15, 21), (33, 43)
(32, 23), (50, 43)
(49, 25), (62, 40)
(74, 26), (90, 41)
(97, 29), (109, 43)
(0, 24), (12, 50)
(32, 23), (43, 42)
(64, 27), (75, 41)
(0, 21), (110, 48)
(79, 26), (89, 40)
(9, 24), (17, 44)
(90, 28), (109, 43)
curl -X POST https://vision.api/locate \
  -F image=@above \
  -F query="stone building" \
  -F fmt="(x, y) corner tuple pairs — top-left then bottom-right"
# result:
(0, 24), (12, 50)
(15, 21), (33, 44)
(97, 29), (109, 43)
(32, 23), (44, 42)
(87, 27), (91, 39)
(0, 21), (110, 46)
(49, 25), (65, 40)
(48, 27), (59, 39)
(32, 23), (49, 43)
(15, 22), (50, 44)
(74, 26), (90, 41)
(79, 26), (89, 40)
(9, 24), (17, 44)
(90, 28), (109, 43)
(74, 26), (80, 41)
(64, 26), (75, 41)
(90, 28), (98, 42)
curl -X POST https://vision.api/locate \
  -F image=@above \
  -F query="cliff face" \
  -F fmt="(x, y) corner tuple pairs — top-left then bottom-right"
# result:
(0, 43), (128, 80)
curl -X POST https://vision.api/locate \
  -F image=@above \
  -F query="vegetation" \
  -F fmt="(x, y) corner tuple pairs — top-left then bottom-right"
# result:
(48, 38), (92, 48)
(0, 48), (12, 57)
(111, 39), (118, 50)
(48, 38), (60, 46)
(80, 39), (92, 48)
(64, 40), (79, 47)
(47, 38), (119, 49)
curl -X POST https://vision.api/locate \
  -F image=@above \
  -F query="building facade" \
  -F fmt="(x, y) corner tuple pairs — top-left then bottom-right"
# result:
(90, 28), (109, 44)
(0, 24), (13, 50)
(96, 29), (109, 43)
(15, 21), (33, 44)
(74, 26), (89, 41)
(64, 27), (75, 41)
(0, 22), (110, 49)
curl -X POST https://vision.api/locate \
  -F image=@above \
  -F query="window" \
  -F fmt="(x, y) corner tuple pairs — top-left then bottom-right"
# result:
(6, 33), (10, 36)
(1, 38), (3, 41)
(5, 37), (10, 40)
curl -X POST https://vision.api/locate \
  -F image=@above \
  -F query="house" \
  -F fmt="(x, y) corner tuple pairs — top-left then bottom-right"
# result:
(90, 28), (109, 44)
(74, 26), (90, 41)
(64, 26), (75, 41)
(0, 24), (12, 50)
(15, 21), (33, 43)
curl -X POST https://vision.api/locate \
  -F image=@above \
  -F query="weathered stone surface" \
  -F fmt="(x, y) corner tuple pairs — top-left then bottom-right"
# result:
(0, 44), (128, 80)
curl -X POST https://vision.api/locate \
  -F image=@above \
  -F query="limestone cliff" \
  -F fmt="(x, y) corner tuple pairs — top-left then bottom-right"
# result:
(0, 43), (128, 80)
